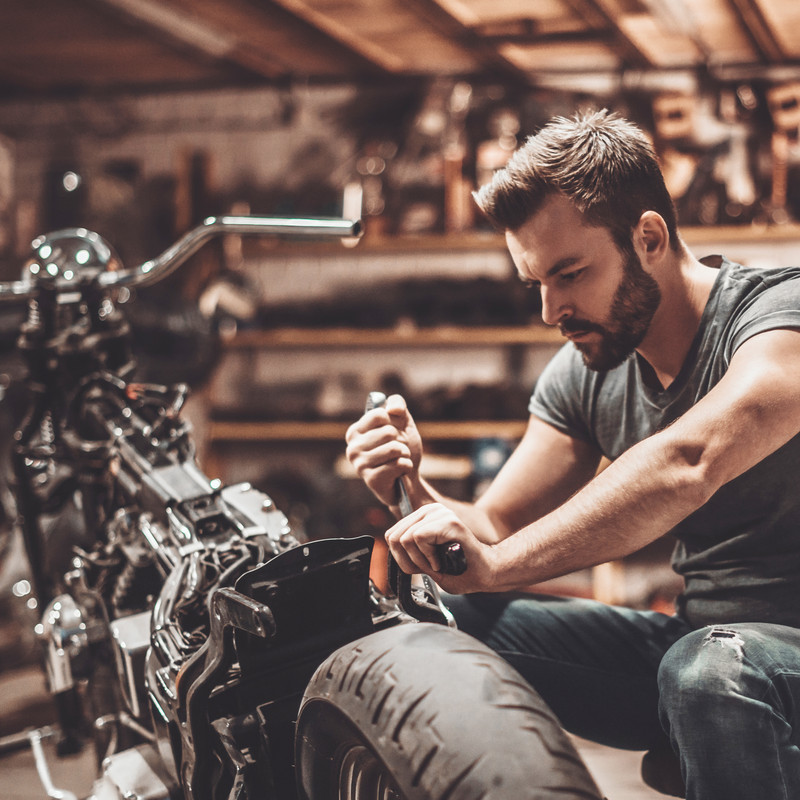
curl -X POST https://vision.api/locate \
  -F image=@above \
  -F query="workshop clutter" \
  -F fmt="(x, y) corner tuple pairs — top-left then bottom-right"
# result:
(211, 372), (530, 424)
(12, 76), (800, 280)
(256, 275), (541, 329)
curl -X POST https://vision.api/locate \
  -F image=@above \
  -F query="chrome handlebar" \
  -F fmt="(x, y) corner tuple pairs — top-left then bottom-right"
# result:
(0, 215), (362, 301)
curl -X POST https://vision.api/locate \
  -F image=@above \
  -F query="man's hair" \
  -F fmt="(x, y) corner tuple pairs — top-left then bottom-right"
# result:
(474, 108), (680, 254)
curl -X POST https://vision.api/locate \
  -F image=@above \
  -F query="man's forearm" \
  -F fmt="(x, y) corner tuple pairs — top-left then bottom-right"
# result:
(489, 430), (713, 590)
(404, 475), (507, 544)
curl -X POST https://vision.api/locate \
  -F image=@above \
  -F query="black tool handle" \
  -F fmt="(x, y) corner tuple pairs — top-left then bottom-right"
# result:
(436, 541), (468, 576)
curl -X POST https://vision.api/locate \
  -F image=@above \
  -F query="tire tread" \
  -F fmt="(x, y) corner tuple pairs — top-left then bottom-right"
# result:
(296, 622), (603, 800)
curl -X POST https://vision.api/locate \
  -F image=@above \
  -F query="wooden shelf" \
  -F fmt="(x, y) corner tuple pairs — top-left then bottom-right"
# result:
(208, 419), (527, 442)
(225, 325), (564, 349)
(680, 222), (800, 244)
(245, 223), (800, 257)
(246, 230), (507, 255)
(213, 222), (800, 447)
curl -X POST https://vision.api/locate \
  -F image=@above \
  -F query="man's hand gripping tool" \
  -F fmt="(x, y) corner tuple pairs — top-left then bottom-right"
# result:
(365, 392), (467, 627)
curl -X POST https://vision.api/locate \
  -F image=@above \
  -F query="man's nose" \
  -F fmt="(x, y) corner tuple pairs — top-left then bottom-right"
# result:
(540, 285), (571, 327)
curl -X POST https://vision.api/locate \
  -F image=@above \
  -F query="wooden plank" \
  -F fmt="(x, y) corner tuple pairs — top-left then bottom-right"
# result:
(224, 325), (564, 348)
(244, 223), (800, 258)
(500, 40), (621, 72)
(268, 0), (481, 73)
(615, 14), (703, 68)
(751, 0), (800, 58)
(156, 0), (386, 77)
(208, 418), (527, 441)
(0, 0), (240, 91)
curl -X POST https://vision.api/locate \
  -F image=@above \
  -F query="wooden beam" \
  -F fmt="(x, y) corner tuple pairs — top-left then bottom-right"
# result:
(476, 26), (618, 49)
(91, 0), (283, 78)
(728, 0), (785, 63)
(263, 0), (410, 72)
(401, 0), (530, 82)
(562, 0), (655, 67)
(91, 0), (382, 82)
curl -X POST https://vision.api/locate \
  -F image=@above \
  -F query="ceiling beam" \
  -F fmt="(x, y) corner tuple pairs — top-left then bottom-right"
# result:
(90, 0), (286, 79)
(474, 25), (618, 50)
(401, 0), (530, 83)
(265, 0), (414, 73)
(639, 0), (712, 62)
(562, 0), (654, 68)
(728, 0), (785, 63)
(90, 0), (384, 82)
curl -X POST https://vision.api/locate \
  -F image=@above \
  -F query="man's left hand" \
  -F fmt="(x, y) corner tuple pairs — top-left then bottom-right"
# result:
(384, 503), (498, 593)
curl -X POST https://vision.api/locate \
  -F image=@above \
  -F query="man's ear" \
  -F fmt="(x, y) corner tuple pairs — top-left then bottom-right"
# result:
(635, 211), (670, 262)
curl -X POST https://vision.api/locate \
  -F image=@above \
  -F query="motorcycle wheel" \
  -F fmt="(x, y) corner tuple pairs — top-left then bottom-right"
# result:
(295, 622), (603, 800)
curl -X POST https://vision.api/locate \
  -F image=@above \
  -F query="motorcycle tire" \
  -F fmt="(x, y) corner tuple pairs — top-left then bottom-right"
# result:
(295, 622), (603, 800)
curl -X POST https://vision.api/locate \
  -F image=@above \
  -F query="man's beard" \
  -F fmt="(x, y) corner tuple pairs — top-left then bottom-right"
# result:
(559, 250), (661, 371)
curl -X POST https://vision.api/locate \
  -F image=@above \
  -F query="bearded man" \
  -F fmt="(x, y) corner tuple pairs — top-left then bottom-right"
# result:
(346, 109), (800, 800)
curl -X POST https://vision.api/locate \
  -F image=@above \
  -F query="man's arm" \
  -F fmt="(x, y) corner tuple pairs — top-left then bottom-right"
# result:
(386, 329), (800, 590)
(345, 394), (601, 544)
(471, 415), (602, 541)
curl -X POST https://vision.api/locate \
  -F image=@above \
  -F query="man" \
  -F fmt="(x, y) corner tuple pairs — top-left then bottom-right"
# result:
(345, 109), (800, 799)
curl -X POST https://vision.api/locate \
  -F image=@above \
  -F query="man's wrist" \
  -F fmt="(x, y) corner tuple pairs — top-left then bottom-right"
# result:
(384, 475), (433, 518)
(406, 474), (436, 506)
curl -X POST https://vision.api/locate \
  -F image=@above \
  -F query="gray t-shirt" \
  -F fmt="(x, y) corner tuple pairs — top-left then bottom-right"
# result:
(530, 256), (800, 628)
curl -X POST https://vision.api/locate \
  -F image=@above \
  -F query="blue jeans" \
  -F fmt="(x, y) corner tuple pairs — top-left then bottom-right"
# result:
(445, 593), (800, 800)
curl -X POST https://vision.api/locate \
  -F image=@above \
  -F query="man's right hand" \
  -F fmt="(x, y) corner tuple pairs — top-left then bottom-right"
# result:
(345, 393), (423, 509)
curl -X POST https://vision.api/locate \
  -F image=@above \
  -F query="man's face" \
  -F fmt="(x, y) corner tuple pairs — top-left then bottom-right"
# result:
(506, 194), (661, 371)
(561, 248), (661, 370)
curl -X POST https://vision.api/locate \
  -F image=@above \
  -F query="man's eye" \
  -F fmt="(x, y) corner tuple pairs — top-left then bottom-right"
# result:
(560, 268), (585, 283)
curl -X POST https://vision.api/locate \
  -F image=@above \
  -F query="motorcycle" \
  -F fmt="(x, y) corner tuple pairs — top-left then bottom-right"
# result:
(0, 216), (602, 800)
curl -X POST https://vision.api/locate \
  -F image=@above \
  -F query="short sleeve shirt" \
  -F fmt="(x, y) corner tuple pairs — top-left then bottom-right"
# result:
(529, 256), (800, 628)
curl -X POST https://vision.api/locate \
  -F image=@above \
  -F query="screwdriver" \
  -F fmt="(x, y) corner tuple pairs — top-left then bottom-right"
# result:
(366, 391), (467, 576)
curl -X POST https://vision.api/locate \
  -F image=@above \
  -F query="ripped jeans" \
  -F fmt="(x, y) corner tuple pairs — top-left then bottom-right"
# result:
(444, 593), (800, 800)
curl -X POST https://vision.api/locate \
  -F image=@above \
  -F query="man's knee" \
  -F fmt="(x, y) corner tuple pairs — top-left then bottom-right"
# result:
(659, 626), (744, 699)
(657, 623), (792, 731)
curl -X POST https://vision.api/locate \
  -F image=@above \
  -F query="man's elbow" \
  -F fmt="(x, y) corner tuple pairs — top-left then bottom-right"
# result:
(667, 438), (731, 507)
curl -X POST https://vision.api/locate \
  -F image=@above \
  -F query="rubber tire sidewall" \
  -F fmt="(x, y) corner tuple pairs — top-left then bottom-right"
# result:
(295, 621), (603, 800)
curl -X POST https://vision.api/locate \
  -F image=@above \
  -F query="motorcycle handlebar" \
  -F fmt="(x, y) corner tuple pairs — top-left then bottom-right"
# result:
(0, 215), (363, 302)
(105, 215), (362, 290)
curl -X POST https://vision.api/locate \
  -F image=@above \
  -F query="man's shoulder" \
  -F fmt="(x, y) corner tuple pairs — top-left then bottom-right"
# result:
(714, 256), (800, 288)
(705, 256), (800, 320)
(710, 256), (800, 361)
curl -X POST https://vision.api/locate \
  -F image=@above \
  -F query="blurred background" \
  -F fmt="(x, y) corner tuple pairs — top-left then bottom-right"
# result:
(0, 1), (799, 793)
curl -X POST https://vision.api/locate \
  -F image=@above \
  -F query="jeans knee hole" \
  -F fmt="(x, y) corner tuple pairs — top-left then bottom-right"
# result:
(703, 627), (745, 660)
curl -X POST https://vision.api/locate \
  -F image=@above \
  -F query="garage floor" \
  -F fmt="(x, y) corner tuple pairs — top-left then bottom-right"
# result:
(0, 735), (669, 800)
(0, 664), (669, 800)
